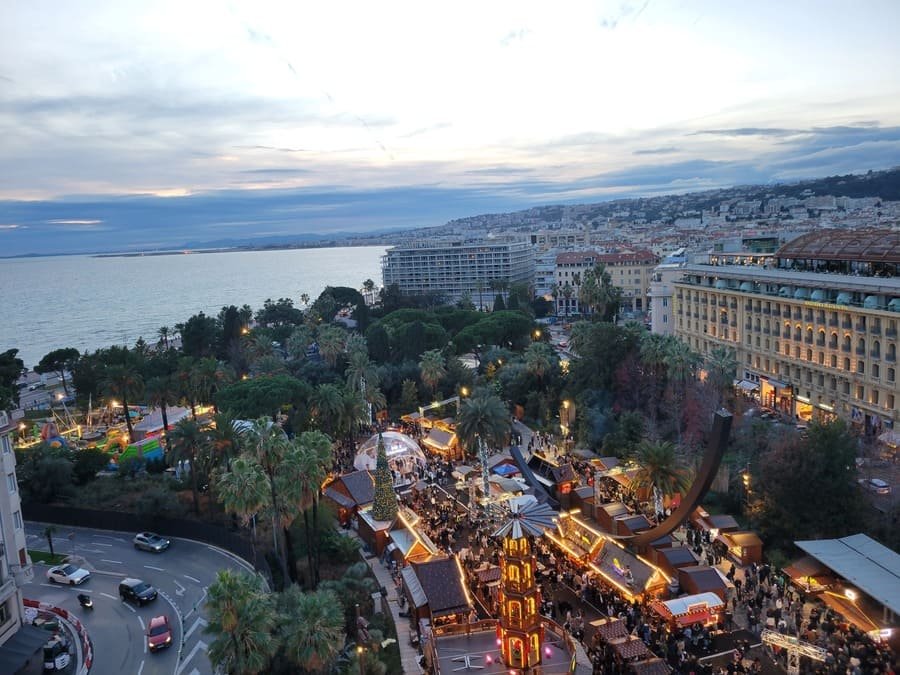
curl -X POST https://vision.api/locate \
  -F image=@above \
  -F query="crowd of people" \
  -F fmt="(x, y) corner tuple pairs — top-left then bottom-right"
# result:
(345, 419), (897, 674)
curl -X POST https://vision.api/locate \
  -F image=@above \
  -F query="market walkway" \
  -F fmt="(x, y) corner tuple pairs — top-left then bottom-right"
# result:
(341, 529), (423, 674)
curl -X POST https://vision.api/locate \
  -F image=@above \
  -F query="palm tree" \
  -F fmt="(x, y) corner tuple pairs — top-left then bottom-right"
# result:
(549, 282), (560, 316)
(157, 326), (170, 351)
(295, 431), (333, 586)
(101, 365), (144, 442)
(299, 292), (310, 308)
(706, 346), (738, 408)
(217, 456), (269, 559)
(144, 375), (179, 451)
(316, 325), (345, 368)
(457, 390), (509, 500)
(44, 525), (57, 556)
(345, 350), (379, 421)
(524, 342), (554, 386)
(419, 349), (446, 396)
(337, 388), (368, 448)
(632, 440), (691, 519)
(286, 325), (315, 360)
(192, 357), (224, 412)
(278, 587), (345, 673)
(205, 569), (277, 675)
(244, 418), (296, 585)
(311, 383), (343, 436)
(561, 282), (573, 318)
(664, 338), (700, 442)
(209, 411), (244, 471)
(168, 418), (207, 514)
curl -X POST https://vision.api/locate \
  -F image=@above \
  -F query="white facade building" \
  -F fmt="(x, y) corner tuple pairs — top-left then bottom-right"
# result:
(382, 239), (535, 308)
(0, 410), (33, 650)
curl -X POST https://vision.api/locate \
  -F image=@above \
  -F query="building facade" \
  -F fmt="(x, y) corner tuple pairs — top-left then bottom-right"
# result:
(0, 410), (32, 648)
(673, 230), (900, 433)
(382, 239), (534, 307)
(555, 249), (657, 316)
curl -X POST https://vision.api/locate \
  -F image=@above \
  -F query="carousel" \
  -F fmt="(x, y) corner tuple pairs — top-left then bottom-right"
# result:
(354, 431), (429, 490)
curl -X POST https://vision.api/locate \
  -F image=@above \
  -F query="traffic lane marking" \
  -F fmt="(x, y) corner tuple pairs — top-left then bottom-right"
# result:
(183, 575), (201, 584)
(101, 559), (123, 564)
(100, 592), (118, 601)
(144, 565), (165, 572)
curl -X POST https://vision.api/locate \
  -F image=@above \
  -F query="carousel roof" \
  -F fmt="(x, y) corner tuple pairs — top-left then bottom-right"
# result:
(492, 500), (557, 539)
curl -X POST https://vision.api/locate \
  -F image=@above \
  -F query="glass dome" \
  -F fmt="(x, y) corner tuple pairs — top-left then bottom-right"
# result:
(354, 431), (428, 476)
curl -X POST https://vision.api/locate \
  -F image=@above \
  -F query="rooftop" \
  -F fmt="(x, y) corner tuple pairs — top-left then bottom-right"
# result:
(777, 229), (900, 264)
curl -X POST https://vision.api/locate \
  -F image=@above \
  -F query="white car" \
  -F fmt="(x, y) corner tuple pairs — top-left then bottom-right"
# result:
(47, 563), (91, 585)
(864, 478), (892, 495)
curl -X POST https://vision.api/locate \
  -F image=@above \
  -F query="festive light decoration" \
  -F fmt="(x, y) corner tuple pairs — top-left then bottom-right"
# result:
(493, 501), (556, 670)
(371, 433), (398, 521)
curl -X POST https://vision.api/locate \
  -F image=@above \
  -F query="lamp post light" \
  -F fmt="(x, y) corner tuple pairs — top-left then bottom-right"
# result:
(741, 466), (752, 524)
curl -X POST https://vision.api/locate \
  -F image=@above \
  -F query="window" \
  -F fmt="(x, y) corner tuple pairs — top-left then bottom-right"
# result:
(12, 510), (22, 530)
(6, 473), (15, 494)
(0, 602), (8, 626)
(856, 386), (865, 400)
(889, 368), (895, 382)
(873, 364), (880, 378)
(857, 361), (865, 375)
(889, 394), (895, 409)
(0, 437), (9, 454)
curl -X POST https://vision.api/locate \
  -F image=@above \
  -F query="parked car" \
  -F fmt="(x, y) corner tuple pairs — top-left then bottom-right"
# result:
(147, 615), (173, 652)
(119, 578), (158, 606)
(134, 532), (170, 553)
(864, 478), (892, 495)
(46, 564), (90, 585)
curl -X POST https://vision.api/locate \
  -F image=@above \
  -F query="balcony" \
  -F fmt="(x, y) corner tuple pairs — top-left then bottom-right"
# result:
(871, 351), (881, 359)
(856, 323), (867, 332)
(842, 320), (853, 329)
(871, 325), (882, 335)
(856, 347), (867, 356)
(886, 328), (898, 338)
(729, 301), (737, 310)
(744, 323), (752, 331)
(816, 339), (826, 347)
(887, 354), (896, 363)
(744, 304), (752, 311)
(0, 576), (16, 604)
(842, 345), (851, 353)
(773, 309), (781, 317)
(828, 318), (838, 327)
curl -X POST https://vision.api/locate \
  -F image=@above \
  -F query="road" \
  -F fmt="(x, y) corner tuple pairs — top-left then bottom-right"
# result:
(25, 522), (255, 675)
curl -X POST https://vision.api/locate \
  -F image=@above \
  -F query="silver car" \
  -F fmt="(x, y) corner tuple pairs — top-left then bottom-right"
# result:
(133, 532), (171, 553)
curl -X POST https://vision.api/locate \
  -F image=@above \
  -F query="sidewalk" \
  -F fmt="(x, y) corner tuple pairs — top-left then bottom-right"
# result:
(340, 530), (422, 674)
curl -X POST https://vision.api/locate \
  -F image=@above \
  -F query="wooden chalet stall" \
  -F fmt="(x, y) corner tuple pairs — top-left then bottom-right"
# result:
(691, 509), (740, 536)
(421, 424), (462, 461)
(571, 485), (595, 519)
(545, 511), (604, 562)
(651, 592), (725, 629)
(614, 514), (654, 538)
(650, 546), (700, 579)
(719, 531), (763, 566)
(783, 556), (834, 594)
(322, 470), (374, 526)
(596, 502), (631, 533)
(401, 556), (473, 630)
(590, 540), (670, 602)
(677, 566), (732, 603)
(527, 453), (579, 506)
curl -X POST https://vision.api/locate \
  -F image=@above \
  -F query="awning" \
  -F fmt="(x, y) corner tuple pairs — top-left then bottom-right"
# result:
(492, 463), (519, 477)
(761, 378), (789, 389)
(795, 534), (900, 615)
(734, 379), (759, 392)
(0, 624), (49, 667)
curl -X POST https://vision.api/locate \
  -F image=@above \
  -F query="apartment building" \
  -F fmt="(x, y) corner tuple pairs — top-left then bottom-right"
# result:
(382, 239), (534, 307)
(555, 249), (657, 316)
(648, 251), (687, 336)
(0, 410), (32, 650)
(673, 229), (900, 433)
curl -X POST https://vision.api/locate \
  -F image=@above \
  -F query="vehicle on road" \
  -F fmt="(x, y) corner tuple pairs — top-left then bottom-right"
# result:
(119, 578), (158, 606)
(862, 478), (892, 494)
(77, 593), (93, 610)
(134, 532), (170, 552)
(46, 563), (90, 585)
(147, 615), (173, 652)
(32, 615), (60, 631)
(43, 634), (71, 672)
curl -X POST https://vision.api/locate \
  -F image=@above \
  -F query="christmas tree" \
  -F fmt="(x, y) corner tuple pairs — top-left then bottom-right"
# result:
(371, 433), (398, 521)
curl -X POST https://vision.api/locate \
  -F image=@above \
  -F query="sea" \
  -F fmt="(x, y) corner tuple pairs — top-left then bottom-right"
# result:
(0, 246), (387, 368)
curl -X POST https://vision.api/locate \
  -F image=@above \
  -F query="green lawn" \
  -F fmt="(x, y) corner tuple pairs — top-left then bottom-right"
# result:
(28, 550), (67, 565)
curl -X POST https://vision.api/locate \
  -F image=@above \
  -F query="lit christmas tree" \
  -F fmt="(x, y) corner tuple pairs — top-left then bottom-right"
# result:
(371, 433), (398, 521)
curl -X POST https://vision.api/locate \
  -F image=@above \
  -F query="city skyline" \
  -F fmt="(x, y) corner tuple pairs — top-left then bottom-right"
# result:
(2, 0), (900, 254)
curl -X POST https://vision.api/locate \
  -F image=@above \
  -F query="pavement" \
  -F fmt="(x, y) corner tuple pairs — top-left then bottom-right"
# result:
(25, 522), (255, 675)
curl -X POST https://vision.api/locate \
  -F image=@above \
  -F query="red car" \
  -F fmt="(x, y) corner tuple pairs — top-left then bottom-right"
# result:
(147, 615), (173, 652)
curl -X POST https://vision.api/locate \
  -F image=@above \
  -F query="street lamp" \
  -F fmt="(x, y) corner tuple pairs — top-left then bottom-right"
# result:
(534, 329), (541, 340)
(460, 386), (469, 397)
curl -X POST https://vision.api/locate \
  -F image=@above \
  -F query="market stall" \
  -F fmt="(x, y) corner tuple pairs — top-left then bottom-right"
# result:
(651, 592), (725, 629)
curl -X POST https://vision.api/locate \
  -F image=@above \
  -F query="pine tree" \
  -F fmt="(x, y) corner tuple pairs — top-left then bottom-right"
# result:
(371, 434), (397, 521)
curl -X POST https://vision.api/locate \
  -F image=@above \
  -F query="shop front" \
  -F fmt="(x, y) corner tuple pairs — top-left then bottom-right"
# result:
(759, 377), (792, 414)
(794, 396), (837, 424)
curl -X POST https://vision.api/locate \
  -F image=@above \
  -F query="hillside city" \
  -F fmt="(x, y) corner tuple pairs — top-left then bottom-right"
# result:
(1, 166), (899, 675)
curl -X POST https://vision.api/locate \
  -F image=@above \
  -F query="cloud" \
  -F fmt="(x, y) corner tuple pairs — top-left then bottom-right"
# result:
(238, 168), (311, 175)
(633, 146), (680, 155)
(691, 128), (799, 138)
(0, 223), (22, 230)
(46, 219), (103, 225)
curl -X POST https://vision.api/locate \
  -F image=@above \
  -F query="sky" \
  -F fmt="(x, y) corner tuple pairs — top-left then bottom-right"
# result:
(2, 0), (900, 255)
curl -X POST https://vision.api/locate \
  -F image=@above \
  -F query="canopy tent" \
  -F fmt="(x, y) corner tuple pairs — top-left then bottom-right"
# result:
(877, 430), (900, 448)
(354, 431), (428, 475)
(733, 379), (760, 392)
(452, 465), (475, 480)
(492, 462), (519, 477)
(652, 592), (724, 627)
(783, 555), (834, 592)
(132, 406), (190, 438)
(795, 534), (900, 616)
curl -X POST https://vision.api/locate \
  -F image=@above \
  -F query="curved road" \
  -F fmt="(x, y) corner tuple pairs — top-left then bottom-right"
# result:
(25, 522), (255, 675)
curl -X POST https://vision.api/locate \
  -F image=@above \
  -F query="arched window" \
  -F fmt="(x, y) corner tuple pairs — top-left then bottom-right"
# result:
(889, 343), (897, 361)
(842, 335), (851, 351)
(829, 332), (838, 349)
(873, 340), (881, 358)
